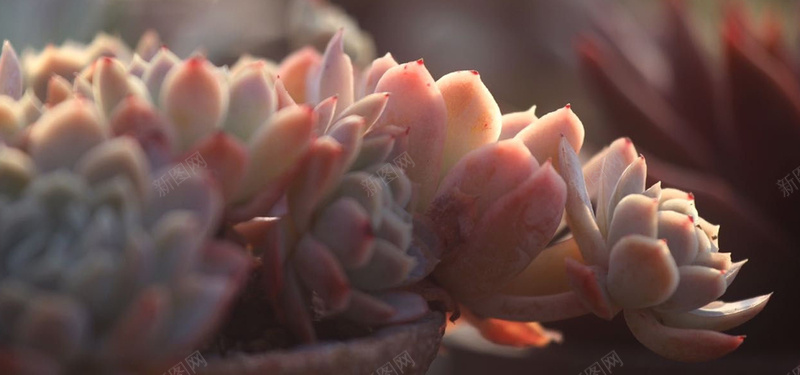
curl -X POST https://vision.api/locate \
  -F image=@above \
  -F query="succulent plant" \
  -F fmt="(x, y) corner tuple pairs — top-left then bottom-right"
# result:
(4, 28), (424, 351)
(552, 137), (769, 362)
(0, 11), (776, 370)
(258, 29), (588, 347)
(239, 31), (430, 343)
(0, 99), (247, 374)
(576, 0), (799, 353)
(317, 28), (768, 360)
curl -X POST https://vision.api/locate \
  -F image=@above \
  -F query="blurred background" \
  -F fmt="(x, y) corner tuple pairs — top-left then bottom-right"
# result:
(3, 0), (799, 373)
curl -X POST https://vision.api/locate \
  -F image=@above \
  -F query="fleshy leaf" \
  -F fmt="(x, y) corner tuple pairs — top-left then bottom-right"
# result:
(235, 105), (314, 203)
(515, 105), (584, 165)
(499, 105), (537, 140)
(223, 63), (276, 141)
(656, 265), (726, 312)
(624, 308), (744, 362)
(308, 30), (353, 117)
(437, 70), (502, 178)
(607, 235), (679, 309)
(373, 59), (447, 211)
(28, 99), (107, 172)
(278, 46), (321, 103)
(160, 57), (226, 151)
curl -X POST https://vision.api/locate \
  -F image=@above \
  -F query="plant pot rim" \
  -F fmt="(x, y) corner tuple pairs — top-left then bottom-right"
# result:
(200, 311), (446, 375)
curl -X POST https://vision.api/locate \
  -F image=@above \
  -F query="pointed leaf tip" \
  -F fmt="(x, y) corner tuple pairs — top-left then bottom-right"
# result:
(310, 29), (354, 116)
(0, 41), (23, 100)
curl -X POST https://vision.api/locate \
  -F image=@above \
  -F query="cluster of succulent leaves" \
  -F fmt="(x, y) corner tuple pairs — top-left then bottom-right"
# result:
(0, 26), (425, 373)
(0, 7), (773, 372)
(0, 37), (248, 373)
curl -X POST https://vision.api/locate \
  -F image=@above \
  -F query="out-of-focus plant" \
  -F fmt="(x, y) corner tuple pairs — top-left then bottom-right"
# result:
(287, 0), (375, 67)
(578, 0), (800, 255)
(0, 95), (247, 373)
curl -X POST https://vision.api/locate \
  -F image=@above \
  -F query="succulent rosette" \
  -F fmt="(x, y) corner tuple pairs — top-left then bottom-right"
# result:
(238, 30), (430, 342)
(538, 137), (770, 362)
(300, 27), (590, 347)
(262, 122), (426, 343)
(258, 27), (592, 347)
(0, 99), (247, 373)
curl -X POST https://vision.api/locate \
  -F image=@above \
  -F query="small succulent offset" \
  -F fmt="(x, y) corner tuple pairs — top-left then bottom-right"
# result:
(0, 13), (774, 373)
(555, 138), (770, 362)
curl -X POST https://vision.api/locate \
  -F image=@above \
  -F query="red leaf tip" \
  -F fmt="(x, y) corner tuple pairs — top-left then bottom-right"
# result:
(300, 104), (314, 115)
(187, 56), (205, 67)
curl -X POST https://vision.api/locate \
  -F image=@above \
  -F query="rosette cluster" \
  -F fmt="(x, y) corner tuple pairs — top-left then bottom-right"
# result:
(0, 100), (246, 374)
(0, 19), (772, 366)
